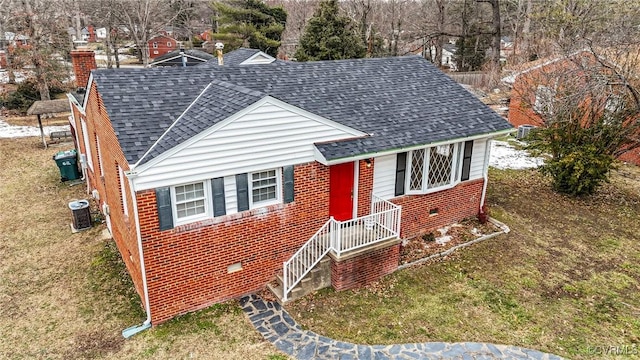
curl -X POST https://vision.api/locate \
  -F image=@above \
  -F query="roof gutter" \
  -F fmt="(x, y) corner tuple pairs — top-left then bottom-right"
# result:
(315, 128), (514, 166)
(121, 175), (152, 338)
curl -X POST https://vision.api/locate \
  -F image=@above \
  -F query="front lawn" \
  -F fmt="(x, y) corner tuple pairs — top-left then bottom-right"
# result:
(287, 167), (640, 359)
(0, 137), (281, 359)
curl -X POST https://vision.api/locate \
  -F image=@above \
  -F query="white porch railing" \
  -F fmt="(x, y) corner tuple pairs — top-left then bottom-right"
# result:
(282, 194), (401, 301)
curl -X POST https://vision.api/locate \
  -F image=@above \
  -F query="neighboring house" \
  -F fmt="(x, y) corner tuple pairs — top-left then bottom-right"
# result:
(500, 36), (513, 62)
(147, 34), (178, 59)
(503, 50), (640, 165)
(2, 32), (29, 48)
(148, 49), (215, 67)
(80, 26), (97, 43)
(218, 47), (276, 65)
(96, 27), (107, 40)
(429, 43), (458, 71)
(67, 49), (512, 329)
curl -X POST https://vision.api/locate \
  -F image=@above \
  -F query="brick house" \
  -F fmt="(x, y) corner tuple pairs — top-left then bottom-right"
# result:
(147, 34), (178, 59)
(504, 50), (640, 165)
(67, 49), (512, 335)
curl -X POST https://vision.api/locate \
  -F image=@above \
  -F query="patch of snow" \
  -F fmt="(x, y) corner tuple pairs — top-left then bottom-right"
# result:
(0, 70), (29, 84)
(435, 235), (452, 245)
(0, 117), (70, 138)
(489, 140), (544, 170)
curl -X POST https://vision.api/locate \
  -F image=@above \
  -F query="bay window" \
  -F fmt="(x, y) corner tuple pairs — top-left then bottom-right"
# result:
(396, 141), (473, 196)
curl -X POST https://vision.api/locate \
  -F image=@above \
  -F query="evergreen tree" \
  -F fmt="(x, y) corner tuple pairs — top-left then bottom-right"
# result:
(212, 0), (287, 57)
(452, 33), (490, 72)
(294, 0), (366, 61)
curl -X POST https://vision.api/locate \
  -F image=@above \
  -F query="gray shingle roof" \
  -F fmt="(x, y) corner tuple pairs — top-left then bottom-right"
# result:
(91, 55), (512, 165)
(149, 49), (215, 67)
(221, 48), (261, 66)
(141, 81), (265, 163)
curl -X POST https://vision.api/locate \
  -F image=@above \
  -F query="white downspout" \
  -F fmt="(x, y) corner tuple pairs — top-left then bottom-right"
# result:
(122, 174), (152, 338)
(479, 139), (492, 212)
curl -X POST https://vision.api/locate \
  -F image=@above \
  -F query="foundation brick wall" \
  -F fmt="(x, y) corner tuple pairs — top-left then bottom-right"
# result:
(137, 162), (331, 324)
(330, 243), (400, 291)
(392, 179), (484, 239)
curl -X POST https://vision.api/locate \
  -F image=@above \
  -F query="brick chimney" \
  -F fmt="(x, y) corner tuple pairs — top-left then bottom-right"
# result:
(70, 50), (97, 90)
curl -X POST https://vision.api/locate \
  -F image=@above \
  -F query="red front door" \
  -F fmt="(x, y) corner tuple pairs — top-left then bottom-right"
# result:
(329, 162), (354, 221)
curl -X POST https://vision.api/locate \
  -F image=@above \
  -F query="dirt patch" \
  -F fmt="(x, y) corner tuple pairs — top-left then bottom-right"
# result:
(68, 330), (125, 359)
(399, 217), (501, 265)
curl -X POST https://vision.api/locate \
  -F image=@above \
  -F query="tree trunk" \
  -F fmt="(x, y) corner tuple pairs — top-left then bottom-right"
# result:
(34, 55), (50, 100)
(105, 29), (113, 68)
(74, 0), (82, 42)
(434, 0), (445, 67)
(521, 0), (532, 58)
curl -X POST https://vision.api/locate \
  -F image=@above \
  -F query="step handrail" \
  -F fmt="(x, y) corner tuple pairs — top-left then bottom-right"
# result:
(282, 217), (334, 302)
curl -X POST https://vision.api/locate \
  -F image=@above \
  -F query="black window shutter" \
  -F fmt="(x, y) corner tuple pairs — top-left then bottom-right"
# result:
(155, 187), (173, 231)
(283, 165), (294, 203)
(211, 177), (226, 217)
(236, 173), (249, 211)
(395, 152), (407, 196)
(461, 140), (473, 181)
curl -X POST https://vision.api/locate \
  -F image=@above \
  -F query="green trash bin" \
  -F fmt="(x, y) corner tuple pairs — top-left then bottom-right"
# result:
(53, 149), (80, 182)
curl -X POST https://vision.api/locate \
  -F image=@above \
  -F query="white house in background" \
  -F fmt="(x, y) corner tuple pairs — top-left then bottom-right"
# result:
(430, 43), (458, 71)
(96, 28), (107, 40)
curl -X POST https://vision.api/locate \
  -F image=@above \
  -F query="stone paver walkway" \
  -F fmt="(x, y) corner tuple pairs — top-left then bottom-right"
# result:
(241, 295), (564, 360)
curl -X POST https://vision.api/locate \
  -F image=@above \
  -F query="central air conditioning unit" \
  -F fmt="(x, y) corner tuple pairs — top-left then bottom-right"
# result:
(517, 125), (536, 139)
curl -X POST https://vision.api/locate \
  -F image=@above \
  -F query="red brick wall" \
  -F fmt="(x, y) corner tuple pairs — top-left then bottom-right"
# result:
(508, 75), (545, 128)
(70, 50), (97, 89)
(618, 149), (640, 166)
(330, 242), (399, 291)
(137, 162), (331, 324)
(357, 159), (373, 217)
(70, 82), (145, 310)
(392, 179), (484, 239)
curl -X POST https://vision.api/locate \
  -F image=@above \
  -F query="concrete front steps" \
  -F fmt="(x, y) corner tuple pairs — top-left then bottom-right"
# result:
(267, 257), (331, 303)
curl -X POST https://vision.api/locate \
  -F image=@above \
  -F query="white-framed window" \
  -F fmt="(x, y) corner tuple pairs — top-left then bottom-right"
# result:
(172, 181), (209, 224)
(533, 85), (555, 115)
(249, 169), (281, 208)
(152, 42), (158, 49)
(167, 42), (172, 47)
(118, 166), (129, 217)
(405, 143), (459, 194)
(80, 119), (93, 171)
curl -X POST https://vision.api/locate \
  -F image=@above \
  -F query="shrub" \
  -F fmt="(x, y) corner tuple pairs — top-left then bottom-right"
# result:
(539, 144), (614, 196)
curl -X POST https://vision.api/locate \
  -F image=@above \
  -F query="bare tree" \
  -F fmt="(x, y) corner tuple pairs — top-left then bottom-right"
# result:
(0, 0), (17, 84)
(10, 0), (71, 100)
(111, 0), (185, 66)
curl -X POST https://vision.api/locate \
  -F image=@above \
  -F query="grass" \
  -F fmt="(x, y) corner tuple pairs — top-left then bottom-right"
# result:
(287, 166), (640, 359)
(0, 137), (284, 359)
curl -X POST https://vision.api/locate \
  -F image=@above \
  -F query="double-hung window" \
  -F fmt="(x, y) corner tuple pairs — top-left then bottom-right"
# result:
(402, 143), (461, 195)
(173, 181), (208, 223)
(249, 169), (280, 207)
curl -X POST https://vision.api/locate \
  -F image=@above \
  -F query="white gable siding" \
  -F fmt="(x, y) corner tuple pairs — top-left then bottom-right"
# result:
(133, 101), (359, 190)
(224, 175), (237, 215)
(469, 139), (487, 180)
(372, 154), (396, 200)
